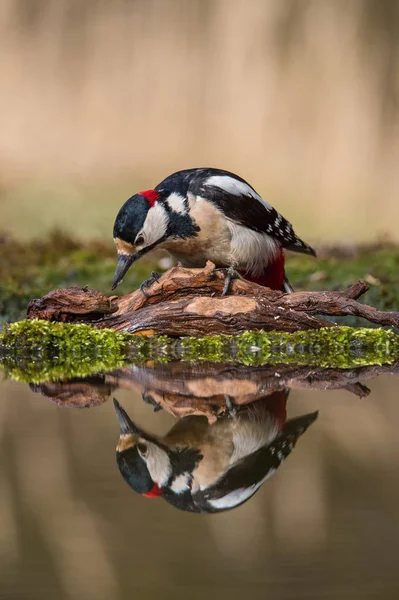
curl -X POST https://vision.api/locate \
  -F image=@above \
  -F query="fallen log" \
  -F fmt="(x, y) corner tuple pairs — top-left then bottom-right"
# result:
(26, 261), (399, 335)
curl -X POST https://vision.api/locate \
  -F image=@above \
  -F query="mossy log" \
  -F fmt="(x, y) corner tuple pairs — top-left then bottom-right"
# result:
(27, 261), (399, 335)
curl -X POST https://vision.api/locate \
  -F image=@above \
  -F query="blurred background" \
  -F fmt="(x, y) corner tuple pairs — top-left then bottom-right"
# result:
(1, 0), (399, 242)
(1, 4), (399, 597)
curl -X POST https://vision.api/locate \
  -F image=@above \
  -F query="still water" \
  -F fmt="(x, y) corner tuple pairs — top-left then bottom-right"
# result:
(1, 362), (399, 599)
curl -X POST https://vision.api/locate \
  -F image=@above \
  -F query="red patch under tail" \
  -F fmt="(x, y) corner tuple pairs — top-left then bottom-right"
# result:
(238, 248), (285, 291)
(264, 390), (288, 431)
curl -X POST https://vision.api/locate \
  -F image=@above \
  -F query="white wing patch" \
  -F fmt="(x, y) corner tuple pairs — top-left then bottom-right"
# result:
(208, 469), (276, 510)
(170, 472), (191, 494)
(227, 221), (280, 276)
(205, 175), (273, 211)
(140, 203), (168, 247)
(166, 192), (186, 214)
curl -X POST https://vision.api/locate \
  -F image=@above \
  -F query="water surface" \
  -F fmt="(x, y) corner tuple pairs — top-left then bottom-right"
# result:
(1, 364), (399, 599)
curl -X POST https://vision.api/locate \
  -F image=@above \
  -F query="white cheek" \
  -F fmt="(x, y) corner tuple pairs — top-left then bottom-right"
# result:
(146, 444), (172, 487)
(141, 204), (168, 246)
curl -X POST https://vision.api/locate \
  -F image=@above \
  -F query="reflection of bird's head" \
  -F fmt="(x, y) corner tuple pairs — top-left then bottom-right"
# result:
(113, 398), (171, 498)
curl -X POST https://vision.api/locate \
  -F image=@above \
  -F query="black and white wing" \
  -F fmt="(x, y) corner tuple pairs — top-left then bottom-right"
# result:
(190, 169), (316, 255)
(197, 410), (318, 513)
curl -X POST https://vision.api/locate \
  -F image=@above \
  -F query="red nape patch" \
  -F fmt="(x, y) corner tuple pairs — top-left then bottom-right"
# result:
(143, 483), (164, 498)
(238, 249), (285, 291)
(140, 189), (160, 207)
(264, 391), (287, 431)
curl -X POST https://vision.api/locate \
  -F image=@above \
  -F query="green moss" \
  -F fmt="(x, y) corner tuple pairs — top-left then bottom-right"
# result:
(1, 319), (398, 383)
(0, 318), (132, 351)
(176, 336), (232, 361)
(173, 327), (399, 368)
(0, 319), (135, 383)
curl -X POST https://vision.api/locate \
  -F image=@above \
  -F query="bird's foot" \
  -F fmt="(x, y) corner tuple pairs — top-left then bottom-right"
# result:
(142, 391), (163, 412)
(283, 275), (295, 293)
(140, 271), (162, 297)
(224, 395), (237, 418)
(219, 266), (241, 296)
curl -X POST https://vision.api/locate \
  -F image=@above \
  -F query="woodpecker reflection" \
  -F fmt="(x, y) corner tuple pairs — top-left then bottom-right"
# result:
(113, 392), (318, 513)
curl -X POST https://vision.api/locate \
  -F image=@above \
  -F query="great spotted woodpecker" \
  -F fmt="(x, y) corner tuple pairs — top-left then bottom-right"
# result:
(112, 168), (316, 293)
(113, 394), (318, 514)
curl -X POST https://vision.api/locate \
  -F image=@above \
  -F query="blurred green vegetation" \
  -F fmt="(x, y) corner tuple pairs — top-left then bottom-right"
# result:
(0, 232), (156, 322)
(286, 246), (399, 316)
(0, 233), (398, 323)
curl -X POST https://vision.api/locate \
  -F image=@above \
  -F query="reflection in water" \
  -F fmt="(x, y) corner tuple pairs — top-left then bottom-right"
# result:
(30, 360), (399, 416)
(113, 395), (317, 513)
(2, 360), (399, 598)
(31, 362), (322, 513)
(26, 359), (399, 514)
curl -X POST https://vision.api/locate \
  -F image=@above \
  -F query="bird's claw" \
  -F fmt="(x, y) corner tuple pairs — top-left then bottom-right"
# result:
(142, 391), (163, 412)
(140, 271), (162, 297)
(224, 395), (237, 418)
(220, 266), (240, 296)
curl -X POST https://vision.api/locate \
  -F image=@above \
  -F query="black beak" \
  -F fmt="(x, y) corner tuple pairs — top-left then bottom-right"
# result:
(112, 253), (136, 290)
(113, 398), (144, 436)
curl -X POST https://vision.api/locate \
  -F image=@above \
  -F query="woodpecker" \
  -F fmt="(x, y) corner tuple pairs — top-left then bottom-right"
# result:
(112, 167), (316, 293)
(113, 394), (318, 513)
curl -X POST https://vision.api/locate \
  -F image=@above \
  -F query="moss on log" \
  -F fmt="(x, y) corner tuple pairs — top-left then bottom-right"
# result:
(0, 319), (133, 382)
(1, 319), (399, 383)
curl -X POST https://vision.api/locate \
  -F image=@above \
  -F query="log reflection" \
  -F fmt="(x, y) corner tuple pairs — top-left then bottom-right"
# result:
(29, 360), (399, 419)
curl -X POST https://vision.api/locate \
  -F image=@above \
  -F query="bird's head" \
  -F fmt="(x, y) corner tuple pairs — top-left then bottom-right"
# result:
(112, 189), (170, 290)
(112, 187), (199, 289)
(113, 398), (172, 498)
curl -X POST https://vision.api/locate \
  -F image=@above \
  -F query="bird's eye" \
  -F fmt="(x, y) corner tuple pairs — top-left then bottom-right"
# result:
(135, 234), (145, 247)
(137, 443), (148, 457)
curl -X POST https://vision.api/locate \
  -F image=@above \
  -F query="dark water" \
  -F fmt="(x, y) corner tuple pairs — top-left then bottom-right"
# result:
(1, 362), (399, 600)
